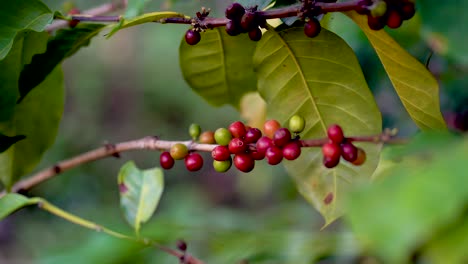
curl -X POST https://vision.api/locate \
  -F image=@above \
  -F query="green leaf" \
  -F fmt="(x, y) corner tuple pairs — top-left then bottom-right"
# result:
(106, 11), (186, 38)
(0, 31), (49, 123)
(346, 133), (468, 262)
(117, 161), (164, 234)
(124, 0), (151, 19)
(237, 0), (274, 10)
(0, 66), (65, 188)
(347, 12), (447, 131)
(0, 134), (26, 153)
(180, 27), (258, 108)
(18, 24), (106, 102)
(0, 193), (39, 220)
(418, 0), (468, 65)
(253, 27), (382, 225)
(0, 0), (53, 60)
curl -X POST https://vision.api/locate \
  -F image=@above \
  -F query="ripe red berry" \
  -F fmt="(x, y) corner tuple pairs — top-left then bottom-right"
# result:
(160, 151), (175, 170)
(352, 147), (366, 166)
(248, 27), (262, 41)
(273, 128), (292, 147)
(304, 18), (321, 38)
(283, 141), (302, 160)
(341, 142), (358, 162)
(249, 150), (265, 160)
(185, 153), (204, 171)
(225, 20), (241, 36)
(265, 146), (283, 165)
(244, 128), (262, 144)
(400, 3), (415, 20)
(68, 8), (80, 28)
(327, 124), (345, 144)
(367, 15), (386, 30)
(228, 121), (247, 138)
(323, 155), (340, 168)
(256, 136), (274, 154)
(225, 2), (245, 20)
(322, 143), (341, 161)
(240, 12), (257, 31)
(263, 120), (281, 138)
(212, 145), (231, 161)
(386, 9), (403, 29)
(177, 240), (187, 251)
(185, 29), (201, 45)
(234, 154), (255, 173)
(228, 138), (248, 154)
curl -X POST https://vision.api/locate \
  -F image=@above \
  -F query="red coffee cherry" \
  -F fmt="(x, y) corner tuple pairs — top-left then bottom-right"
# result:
(282, 141), (302, 160)
(255, 136), (274, 154)
(323, 155), (340, 168)
(352, 147), (366, 166)
(249, 150), (265, 160)
(68, 8), (80, 28)
(240, 11), (257, 31)
(212, 145), (231, 161)
(234, 154), (255, 173)
(160, 151), (175, 170)
(225, 2), (245, 20)
(322, 142), (341, 161)
(273, 128), (292, 147)
(304, 17), (321, 38)
(265, 146), (283, 165)
(228, 138), (248, 154)
(263, 120), (281, 138)
(400, 2), (416, 20)
(244, 128), (262, 144)
(228, 121), (247, 138)
(226, 20), (241, 36)
(327, 124), (345, 144)
(185, 153), (204, 171)
(248, 27), (262, 41)
(185, 29), (201, 45)
(341, 142), (358, 162)
(386, 9), (403, 29)
(367, 15), (386, 30)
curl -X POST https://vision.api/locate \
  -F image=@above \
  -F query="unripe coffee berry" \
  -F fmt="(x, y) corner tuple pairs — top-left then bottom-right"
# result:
(289, 115), (305, 133)
(327, 124), (345, 144)
(228, 121), (247, 138)
(214, 128), (232, 146)
(283, 141), (302, 160)
(265, 146), (283, 165)
(304, 18), (321, 38)
(322, 142), (341, 161)
(212, 145), (231, 161)
(225, 2), (245, 20)
(352, 147), (366, 166)
(189, 123), (201, 140)
(170, 143), (189, 160)
(228, 138), (247, 154)
(213, 158), (232, 172)
(185, 29), (201, 45)
(244, 128), (262, 144)
(255, 136), (274, 154)
(341, 142), (358, 162)
(263, 120), (281, 138)
(185, 153), (203, 171)
(160, 151), (175, 170)
(234, 154), (255, 173)
(370, 1), (387, 17)
(199, 131), (216, 144)
(273, 128), (292, 147)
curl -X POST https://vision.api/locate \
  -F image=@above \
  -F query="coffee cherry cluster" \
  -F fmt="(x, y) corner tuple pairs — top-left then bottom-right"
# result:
(321, 124), (366, 168)
(357, 0), (416, 30)
(225, 3), (265, 41)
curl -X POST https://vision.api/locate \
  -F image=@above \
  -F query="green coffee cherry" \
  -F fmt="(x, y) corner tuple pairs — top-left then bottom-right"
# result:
(213, 158), (232, 172)
(170, 143), (189, 160)
(214, 128), (232, 146)
(189, 123), (201, 140)
(370, 0), (387, 17)
(289, 115), (306, 133)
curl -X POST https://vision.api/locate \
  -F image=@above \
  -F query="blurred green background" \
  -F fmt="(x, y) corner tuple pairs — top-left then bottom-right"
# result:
(0, 0), (466, 263)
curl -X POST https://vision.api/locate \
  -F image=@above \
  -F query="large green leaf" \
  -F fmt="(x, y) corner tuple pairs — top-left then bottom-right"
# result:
(0, 66), (65, 188)
(418, 1), (467, 65)
(346, 133), (468, 262)
(0, 193), (39, 220)
(253, 27), (382, 225)
(18, 24), (106, 102)
(0, 31), (49, 123)
(347, 12), (447, 131)
(0, 0), (53, 60)
(106, 11), (186, 38)
(118, 161), (164, 234)
(124, 0), (151, 19)
(180, 27), (258, 108)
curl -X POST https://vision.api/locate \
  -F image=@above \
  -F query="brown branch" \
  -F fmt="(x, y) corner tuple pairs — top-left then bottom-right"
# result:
(46, 0), (127, 32)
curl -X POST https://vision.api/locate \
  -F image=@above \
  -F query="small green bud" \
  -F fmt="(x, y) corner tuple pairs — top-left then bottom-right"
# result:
(370, 1), (387, 18)
(289, 115), (306, 133)
(189, 123), (201, 140)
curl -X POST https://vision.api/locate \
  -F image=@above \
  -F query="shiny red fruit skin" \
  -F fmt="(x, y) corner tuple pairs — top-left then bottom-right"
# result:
(304, 18), (321, 38)
(323, 155), (340, 168)
(234, 154), (255, 172)
(263, 120), (281, 138)
(185, 153), (204, 171)
(273, 128), (292, 147)
(160, 151), (175, 170)
(225, 2), (245, 20)
(185, 30), (201, 45)
(322, 142), (341, 161)
(341, 142), (358, 162)
(228, 138), (248, 154)
(249, 150), (265, 160)
(283, 141), (302, 160)
(228, 121), (247, 138)
(256, 136), (274, 154)
(265, 146), (283, 165)
(327, 124), (345, 144)
(244, 128), (262, 144)
(211, 145), (231, 161)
